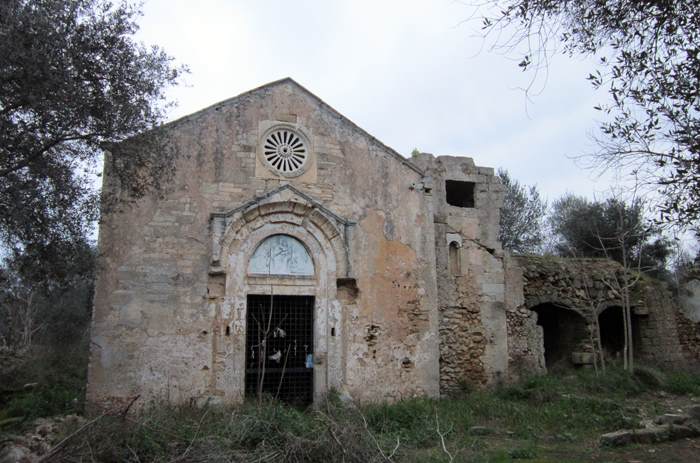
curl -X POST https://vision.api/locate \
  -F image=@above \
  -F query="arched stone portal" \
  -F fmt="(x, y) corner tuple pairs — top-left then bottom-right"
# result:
(531, 303), (588, 370)
(208, 192), (351, 405)
(244, 234), (316, 405)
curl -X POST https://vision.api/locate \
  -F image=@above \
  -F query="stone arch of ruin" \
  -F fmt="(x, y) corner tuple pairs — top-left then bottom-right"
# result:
(597, 304), (627, 361)
(528, 301), (589, 371)
(524, 295), (587, 319)
(595, 302), (625, 316)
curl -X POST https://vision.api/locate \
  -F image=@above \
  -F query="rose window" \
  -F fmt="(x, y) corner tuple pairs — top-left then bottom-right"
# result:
(262, 128), (308, 175)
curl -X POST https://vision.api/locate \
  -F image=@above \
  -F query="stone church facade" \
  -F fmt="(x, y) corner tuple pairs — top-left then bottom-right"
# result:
(87, 79), (700, 408)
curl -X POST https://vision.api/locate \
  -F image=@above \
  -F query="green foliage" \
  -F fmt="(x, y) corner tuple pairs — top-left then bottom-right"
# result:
(0, 244), (93, 424)
(549, 194), (672, 274)
(664, 370), (700, 395)
(497, 169), (547, 254)
(58, 399), (385, 463)
(5, 367), (700, 461)
(0, 344), (87, 423)
(508, 444), (537, 459)
(0, 241), (95, 351)
(0, 0), (185, 252)
(364, 398), (438, 447)
(2, 384), (80, 422)
(481, 1), (700, 226)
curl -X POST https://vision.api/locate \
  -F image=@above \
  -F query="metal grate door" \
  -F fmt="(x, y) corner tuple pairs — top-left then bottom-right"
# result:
(245, 295), (314, 406)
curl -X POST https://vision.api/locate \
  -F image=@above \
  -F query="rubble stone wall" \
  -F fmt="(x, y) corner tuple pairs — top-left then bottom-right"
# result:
(412, 154), (507, 393)
(677, 273), (700, 365)
(506, 256), (691, 377)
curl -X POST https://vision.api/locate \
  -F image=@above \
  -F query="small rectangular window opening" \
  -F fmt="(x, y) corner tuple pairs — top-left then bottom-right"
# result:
(445, 180), (475, 208)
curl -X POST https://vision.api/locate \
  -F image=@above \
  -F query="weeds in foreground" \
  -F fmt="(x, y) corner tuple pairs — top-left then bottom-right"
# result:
(53, 398), (396, 463)
(3, 366), (699, 462)
(0, 344), (86, 424)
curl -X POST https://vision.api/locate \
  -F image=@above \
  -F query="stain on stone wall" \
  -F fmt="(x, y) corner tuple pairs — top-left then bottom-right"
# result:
(88, 79), (439, 408)
(344, 210), (438, 402)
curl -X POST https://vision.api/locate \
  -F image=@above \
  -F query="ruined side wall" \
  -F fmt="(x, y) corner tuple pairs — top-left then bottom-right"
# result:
(635, 284), (688, 367)
(503, 255), (544, 381)
(87, 81), (439, 407)
(676, 312), (700, 364)
(412, 154), (507, 393)
(505, 256), (691, 377)
(677, 274), (700, 365)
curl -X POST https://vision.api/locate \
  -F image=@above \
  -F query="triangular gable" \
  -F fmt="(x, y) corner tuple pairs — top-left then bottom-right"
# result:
(211, 183), (351, 225)
(164, 77), (424, 176)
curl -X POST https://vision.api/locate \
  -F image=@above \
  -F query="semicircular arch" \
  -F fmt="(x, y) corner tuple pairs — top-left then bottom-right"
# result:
(525, 296), (587, 319)
(247, 234), (315, 276)
(218, 201), (347, 277)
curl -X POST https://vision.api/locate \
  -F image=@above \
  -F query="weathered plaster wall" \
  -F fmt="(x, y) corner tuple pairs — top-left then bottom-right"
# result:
(412, 154), (507, 393)
(87, 80), (439, 407)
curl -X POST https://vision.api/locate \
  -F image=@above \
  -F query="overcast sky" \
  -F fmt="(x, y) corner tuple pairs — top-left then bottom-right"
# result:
(134, 0), (621, 204)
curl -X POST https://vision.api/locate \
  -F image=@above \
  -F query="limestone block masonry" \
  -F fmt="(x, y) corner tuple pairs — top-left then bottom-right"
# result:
(87, 79), (700, 409)
(88, 79), (445, 408)
(411, 154), (508, 392)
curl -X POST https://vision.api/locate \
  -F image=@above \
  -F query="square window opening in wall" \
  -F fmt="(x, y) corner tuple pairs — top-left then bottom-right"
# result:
(445, 180), (475, 208)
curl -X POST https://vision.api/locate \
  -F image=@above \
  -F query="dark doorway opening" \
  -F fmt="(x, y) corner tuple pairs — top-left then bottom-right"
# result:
(245, 295), (314, 406)
(598, 306), (643, 362)
(599, 306), (625, 361)
(532, 303), (587, 370)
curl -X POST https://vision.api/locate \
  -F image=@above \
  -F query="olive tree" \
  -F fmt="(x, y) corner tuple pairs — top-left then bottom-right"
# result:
(0, 0), (185, 253)
(478, 1), (700, 227)
(498, 169), (547, 254)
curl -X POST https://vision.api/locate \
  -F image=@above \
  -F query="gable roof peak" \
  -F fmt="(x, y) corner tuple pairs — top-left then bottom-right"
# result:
(166, 78), (424, 176)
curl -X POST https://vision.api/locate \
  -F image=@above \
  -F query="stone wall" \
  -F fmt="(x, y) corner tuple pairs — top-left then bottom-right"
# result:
(412, 154), (507, 393)
(87, 78), (700, 409)
(87, 79), (440, 408)
(506, 256), (691, 378)
(676, 313), (700, 364)
(677, 272), (700, 364)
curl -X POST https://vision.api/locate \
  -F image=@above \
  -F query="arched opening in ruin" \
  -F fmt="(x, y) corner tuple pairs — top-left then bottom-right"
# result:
(598, 306), (624, 361)
(218, 200), (347, 406)
(532, 303), (588, 370)
(598, 305), (644, 363)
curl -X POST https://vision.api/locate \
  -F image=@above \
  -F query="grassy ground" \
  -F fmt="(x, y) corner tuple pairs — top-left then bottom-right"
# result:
(2, 366), (700, 462)
(0, 344), (87, 424)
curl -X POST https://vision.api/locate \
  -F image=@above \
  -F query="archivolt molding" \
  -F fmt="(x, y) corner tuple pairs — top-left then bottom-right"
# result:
(209, 188), (351, 278)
